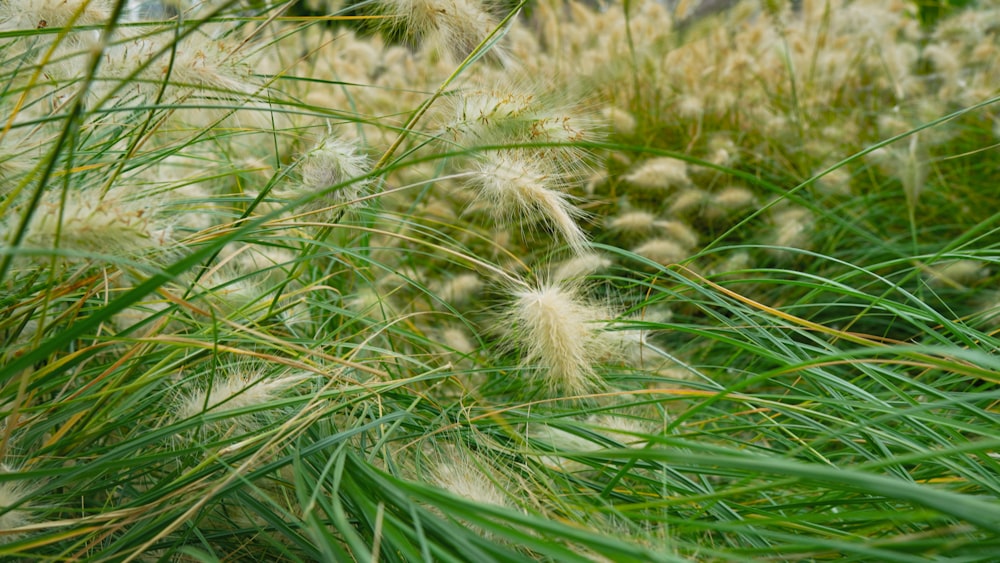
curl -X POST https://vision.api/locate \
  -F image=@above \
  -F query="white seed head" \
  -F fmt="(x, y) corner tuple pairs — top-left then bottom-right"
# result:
(925, 260), (988, 289)
(526, 424), (599, 473)
(653, 219), (699, 249)
(466, 151), (588, 253)
(632, 238), (688, 266)
(346, 287), (392, 322)
(0, 130), (36, 192)
(703, 186), (756, 224)
(712, 251), (753, 278)
(219, 243), (296, 287)
(450, 87), (536, 142)
(0, 0), (114, 30)
(506, 282), (612, 396)
(176, 369), (309, 431)
(429, 451), (508, 507)
(441, 326), (476, 355)
(601, 106), (637, 136)
(974, 291), (1000, 329)
(607, 210), (658, 235)
(7, 189), (173, 263)
(922, 42), (961, 82)
(814, 167), (853, 196)
(293, 134), (373, 209)
(768, 208), (813, 258)
(377, 0), (509, 63)
(586, 415), (649, 447)
(712, 186), (756, 211)
(668, 189), (708, 216)
(676, 95), (705, 119)
(435, 273), (484, 305)
(602, 311), (670, 367)
(551, 252), (611, 283)
(448, 83), (592, 154)
(707, 135), (738, 167)
(623, 158), (691, 191)
(0, 463), (34, 543)
(161, 34), (257, 98)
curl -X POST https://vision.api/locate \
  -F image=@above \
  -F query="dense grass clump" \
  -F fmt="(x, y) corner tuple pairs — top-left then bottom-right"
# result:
(1, 0), (998, 560)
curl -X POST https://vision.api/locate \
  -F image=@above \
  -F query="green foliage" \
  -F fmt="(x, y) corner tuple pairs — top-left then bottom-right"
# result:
(0, 0), (998, 560)
(913, 0), (977, 28)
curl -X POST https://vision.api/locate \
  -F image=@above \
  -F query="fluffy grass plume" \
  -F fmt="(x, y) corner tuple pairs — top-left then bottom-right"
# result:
(504, 280), (613, 396)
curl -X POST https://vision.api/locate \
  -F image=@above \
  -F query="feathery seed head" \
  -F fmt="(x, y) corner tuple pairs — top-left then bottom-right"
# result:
(632, 238), (688, 267)
(712, 251), (753, 278)
(526, 424), (600, 473)
(814, 167), (853, 196)
(607, 210), (658, 236)
(0, 463), (34, 544)
(506, 281), (613, 396)
(601, 106), (637, 136)
(551, 252), (612, 283)
(0, 0), (114, 30)
(466, 151), (588, 253)
(441, 326), (475, 356)
(676, 95), (705, 119)
(156, 33), (273, 129)
(668, 189), (706, 217)
(767, 207), (813, 259)
(429, 448), (508, 507)
(175, 369), (309, 432)
(449, 87), (536, 142)
(586, 415), (649, 447)
(347, 287), (394, 322)
(293, 133), (373, 210)
(623, 157), (692, 191)
(93, 32), (163, 102)
(163, 34), (257, 98)
(974, 290), (1000, 329)
(218, 243), (296, 287)
(125, 0), (184, 21)
(7, 189), (173, 264)
(528, 113), (591, 147)
(0, 131), (36, 191)
(707, 135), (738, 167)
(922, 42), (961, 82)
(712, 186), (756, 210)
(447, 81), (598, 172)
(654, 219), (699, 249)
(376, 0), (510, 63)
(704, 186), (756, 224)
(435, 273), (483, 305)
(925, 260), (988, 289)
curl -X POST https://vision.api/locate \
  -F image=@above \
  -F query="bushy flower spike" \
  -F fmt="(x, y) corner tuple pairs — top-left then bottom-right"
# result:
(467, 151), (588, 254)
(607, 211), (658, 236)
(4, 189), (173, 264)
(622, 157), (692, 191)
(505, 280), (613, 396)
(446, 82), (597, 175)
(632, 238), (689, 267)
(0, 463), (35, 544)
(284, 133), (373, 215)
(551, 252), (611, 283)
(429, 448), (508, 507)
(175, 369), (310, 432)
(768, 207), (813, 259)
(375, 0), (510, 63)
(0, 0), (114, 31)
